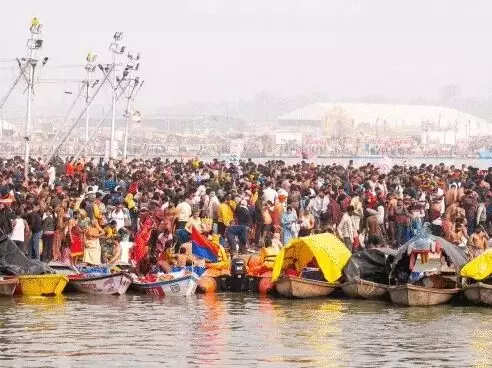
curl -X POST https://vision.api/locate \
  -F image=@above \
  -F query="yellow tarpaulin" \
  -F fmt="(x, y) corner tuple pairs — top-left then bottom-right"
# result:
(272, 233), (352, 282)
(460, 249), (492, 281)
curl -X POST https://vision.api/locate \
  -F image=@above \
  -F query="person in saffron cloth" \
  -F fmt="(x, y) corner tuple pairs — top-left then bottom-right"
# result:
(68, 210), (84, 263)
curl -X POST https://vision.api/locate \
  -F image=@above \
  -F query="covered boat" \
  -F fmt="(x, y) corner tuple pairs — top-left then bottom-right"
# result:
(69, 272), (132, 295)
(341, 248), (397, 299)
(0, 235), (67, 296)
(388, 225), (467, 307)
(272, 233), (351, 298)
(131, 270), (199, 297)
(460, 249), (492, 305)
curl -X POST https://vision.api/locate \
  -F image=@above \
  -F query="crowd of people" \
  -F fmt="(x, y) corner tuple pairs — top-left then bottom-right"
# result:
(1, 132), (491, 160)
(0, 155), (491, 272)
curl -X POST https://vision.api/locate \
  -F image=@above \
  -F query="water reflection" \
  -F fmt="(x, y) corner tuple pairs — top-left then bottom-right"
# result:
(471, 312), (492, 368)
(0, 293), (489, 367)
(191, 293), (226, 367)
(308, 301), (345, 367)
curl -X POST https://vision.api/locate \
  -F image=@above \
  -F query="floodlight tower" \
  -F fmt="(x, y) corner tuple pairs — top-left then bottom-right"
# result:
(122, 50), (142, 158)
(24, 17), (45, 179)
(84, 52), (98, 152)
(109, 32), (125, 158)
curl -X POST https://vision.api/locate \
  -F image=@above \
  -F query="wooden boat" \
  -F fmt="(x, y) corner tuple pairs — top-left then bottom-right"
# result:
(388, 284), (459, 306)
(462, 283), (492, 306)
(131, 271), (199, 297)
(16, 274), (68, 296)
(274, 275), (338, 298)
(68, 272), (132, 295)
(341, 278), (388, 299)
(0, 277), (19, 296)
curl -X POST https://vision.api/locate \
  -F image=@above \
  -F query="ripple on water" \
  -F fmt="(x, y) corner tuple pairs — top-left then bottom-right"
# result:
(0, 294), (491, 367)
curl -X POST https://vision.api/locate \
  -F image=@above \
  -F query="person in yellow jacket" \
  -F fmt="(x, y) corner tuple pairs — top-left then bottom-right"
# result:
(217, 197), (234, 236)
(125, 193), (136, 211)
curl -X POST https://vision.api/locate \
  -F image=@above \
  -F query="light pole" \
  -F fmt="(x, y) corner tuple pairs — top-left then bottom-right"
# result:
(23, 17), (45, 179)
(84, 52), (98, 154)
(108, 32), (125, 159)
(123, 50), (142, 158)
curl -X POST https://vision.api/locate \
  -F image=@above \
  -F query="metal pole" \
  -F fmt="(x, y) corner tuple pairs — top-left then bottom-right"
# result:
(49, 83), (85, 153)
(24, 57), (33, 179)
(85, 71), (90, 148)
(73, 84), (128, 162)
(110, 52), (117, 158)
(123, 78), (143, 158)
(46, 65), (114, 163)
(123, 96), (130, 158)
(0, 61), (30, 110)
(73, 109), (112, 162)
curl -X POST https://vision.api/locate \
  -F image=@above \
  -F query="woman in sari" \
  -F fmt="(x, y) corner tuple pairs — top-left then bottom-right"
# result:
(69, 210), (84, 263)
(83, 219), (104, 265)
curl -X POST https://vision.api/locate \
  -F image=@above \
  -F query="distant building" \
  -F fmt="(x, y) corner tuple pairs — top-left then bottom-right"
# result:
(277, 102), (490, 144)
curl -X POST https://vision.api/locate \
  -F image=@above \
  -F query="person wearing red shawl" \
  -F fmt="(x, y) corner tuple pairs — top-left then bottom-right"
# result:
(65, 161), (74, 177)
(131, 217), (154, 267)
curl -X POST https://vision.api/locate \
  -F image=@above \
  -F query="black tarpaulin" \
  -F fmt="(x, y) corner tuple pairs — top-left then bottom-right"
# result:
(343, 248), (397, 284)
(0, 235), (53, 275)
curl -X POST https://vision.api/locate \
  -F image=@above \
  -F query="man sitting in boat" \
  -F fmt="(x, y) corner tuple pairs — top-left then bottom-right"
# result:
(107, 235), (122, 265)
(176, 246), (195, 267)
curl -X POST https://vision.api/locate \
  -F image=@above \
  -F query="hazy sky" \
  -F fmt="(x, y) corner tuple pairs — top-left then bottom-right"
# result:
(1, 0), (492, 117)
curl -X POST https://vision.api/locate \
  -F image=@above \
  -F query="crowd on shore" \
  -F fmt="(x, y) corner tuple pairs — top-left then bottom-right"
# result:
(1, 132), (491, 159)
(0, 156), (491, 270)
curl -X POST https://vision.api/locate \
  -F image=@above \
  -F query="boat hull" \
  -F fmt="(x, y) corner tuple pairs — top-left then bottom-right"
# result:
(463, 283), (492, 305)
(389, 284), (459, 306)
(132, 272), (199, 297)
(0, 278), (19, 296)
(341, 279), (388, 299)
(16, 275), (68, 296)
(274, 276), (338, 298)
(69, 272), (132, 295)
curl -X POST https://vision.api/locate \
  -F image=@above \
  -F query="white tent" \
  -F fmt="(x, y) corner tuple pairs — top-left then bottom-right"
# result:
(278, 102), (489, 136)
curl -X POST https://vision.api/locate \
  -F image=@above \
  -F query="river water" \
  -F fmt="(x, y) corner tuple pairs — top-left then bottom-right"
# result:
(0, 293), (491, 368)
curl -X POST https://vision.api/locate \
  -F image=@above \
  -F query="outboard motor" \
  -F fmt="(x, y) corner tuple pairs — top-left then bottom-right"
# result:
(227, 257), (247, 292)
